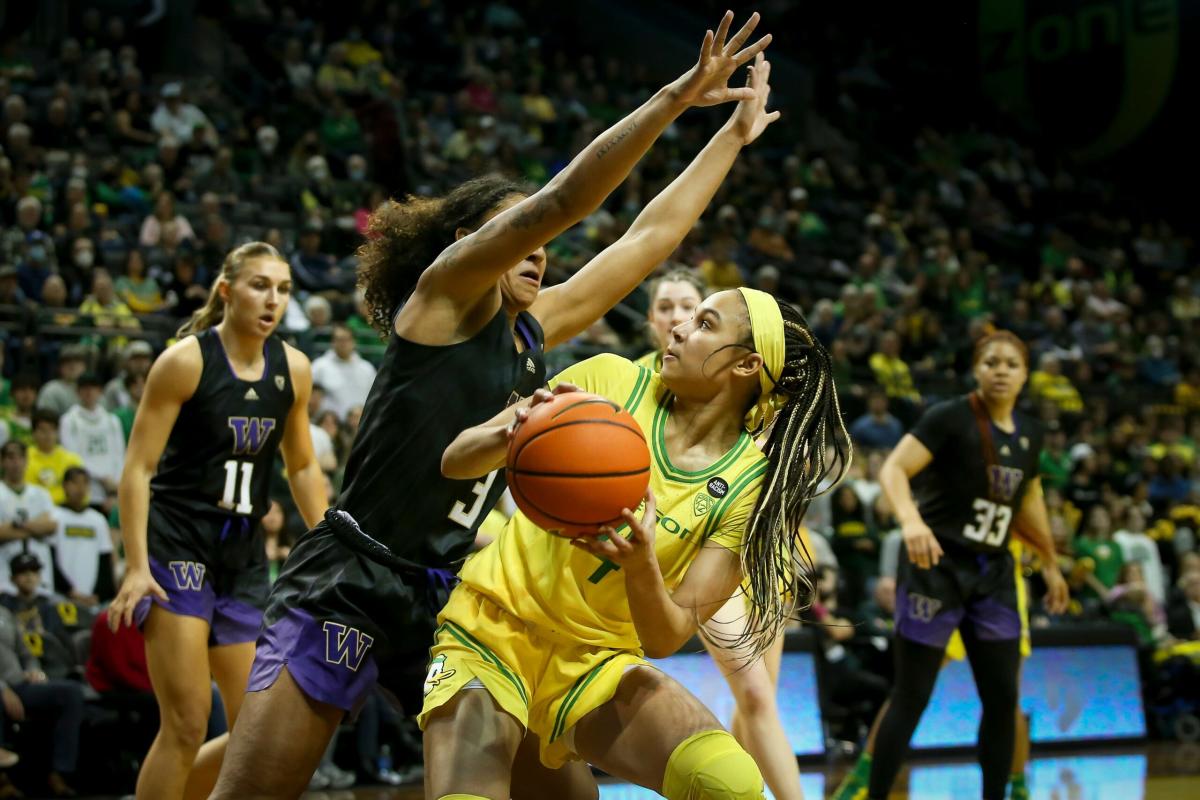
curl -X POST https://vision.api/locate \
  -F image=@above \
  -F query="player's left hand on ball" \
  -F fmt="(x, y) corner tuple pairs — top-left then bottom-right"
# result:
(1042, 564), (1070, 615)
(572, 488), (658, 571)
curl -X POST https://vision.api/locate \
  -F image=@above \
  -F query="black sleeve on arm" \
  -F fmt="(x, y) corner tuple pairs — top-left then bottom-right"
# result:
(907, 398), (961, 457)
(95, 553), (115, 602)
(52, 547), (75, 595)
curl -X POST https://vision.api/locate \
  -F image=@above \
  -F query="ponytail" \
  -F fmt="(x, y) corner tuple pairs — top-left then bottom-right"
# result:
(177, 241), (283, 338)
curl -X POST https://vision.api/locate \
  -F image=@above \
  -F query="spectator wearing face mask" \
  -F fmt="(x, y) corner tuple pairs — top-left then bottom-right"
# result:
(62, 236), (96, 299)
(249, 124), (284, 175)
(17, 230), (55, 302)
(299, 154), (337, 220)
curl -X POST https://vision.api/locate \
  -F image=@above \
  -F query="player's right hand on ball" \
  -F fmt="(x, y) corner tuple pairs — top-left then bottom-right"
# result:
(902, 518), (943, 569)
(109, 567), (169, 631)
(509, 384), (579, 440)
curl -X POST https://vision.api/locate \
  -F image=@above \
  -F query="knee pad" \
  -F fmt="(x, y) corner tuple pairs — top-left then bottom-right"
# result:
(661, 730), (765, 800)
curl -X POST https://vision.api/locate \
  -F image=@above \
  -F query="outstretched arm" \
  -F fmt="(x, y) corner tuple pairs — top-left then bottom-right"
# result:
(415, 12), (771, 309)
(534, 53), (781, 349)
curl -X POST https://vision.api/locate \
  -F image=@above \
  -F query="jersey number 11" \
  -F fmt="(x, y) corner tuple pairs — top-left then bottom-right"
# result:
(220, 460), (254, 515)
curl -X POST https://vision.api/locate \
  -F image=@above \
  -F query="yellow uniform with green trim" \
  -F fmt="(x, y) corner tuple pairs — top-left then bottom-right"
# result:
(419, 354), (767, 767)
(944, 538), (1031, 661)
(633, 349), (662, 372)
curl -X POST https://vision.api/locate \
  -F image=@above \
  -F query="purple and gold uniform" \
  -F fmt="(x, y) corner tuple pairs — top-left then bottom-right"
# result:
(134, 329), (294, 645)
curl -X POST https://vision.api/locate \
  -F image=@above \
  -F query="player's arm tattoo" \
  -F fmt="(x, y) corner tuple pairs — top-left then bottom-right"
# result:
(506, 192), (559, 231)
(595, 117), (640, 160)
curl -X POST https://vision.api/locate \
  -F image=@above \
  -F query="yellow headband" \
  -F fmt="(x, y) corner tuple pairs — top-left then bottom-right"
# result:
(737, 287), (786, 433)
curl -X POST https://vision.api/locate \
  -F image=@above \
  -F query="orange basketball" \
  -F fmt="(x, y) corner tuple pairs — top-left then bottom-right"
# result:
(506, 392), (650, 537)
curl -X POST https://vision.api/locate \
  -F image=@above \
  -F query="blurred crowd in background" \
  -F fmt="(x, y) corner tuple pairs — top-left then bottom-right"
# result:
(0, 0), (1198, 793)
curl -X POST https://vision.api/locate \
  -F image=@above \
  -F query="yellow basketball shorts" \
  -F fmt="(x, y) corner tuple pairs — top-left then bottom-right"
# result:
(418, 585), (650, 768)
(945, 561), (1031, 661)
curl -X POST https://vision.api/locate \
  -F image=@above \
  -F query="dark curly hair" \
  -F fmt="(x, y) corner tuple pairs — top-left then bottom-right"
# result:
(356, 175), (535, 335)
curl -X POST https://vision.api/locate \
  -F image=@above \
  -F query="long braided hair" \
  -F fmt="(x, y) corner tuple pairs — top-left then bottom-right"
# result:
(717, 299), (853, 658)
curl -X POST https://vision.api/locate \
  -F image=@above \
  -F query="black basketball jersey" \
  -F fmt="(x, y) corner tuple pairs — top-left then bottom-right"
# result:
(150, 329), (294, 520)
(335, 306), (545, 567)
(908, 395), (1043, 553)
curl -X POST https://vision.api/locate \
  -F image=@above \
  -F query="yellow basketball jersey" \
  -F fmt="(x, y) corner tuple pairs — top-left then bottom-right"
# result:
(458, 354), (768, 651)
(632, 349), (662, 372)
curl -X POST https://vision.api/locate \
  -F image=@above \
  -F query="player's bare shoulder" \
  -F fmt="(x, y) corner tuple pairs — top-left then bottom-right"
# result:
(282, 340), (313, 384)
(146, 335), (205, 402)
(281, 340), (314, 404)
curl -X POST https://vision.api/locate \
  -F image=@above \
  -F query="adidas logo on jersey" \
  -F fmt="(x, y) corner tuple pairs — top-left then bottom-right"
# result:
(244, 388), (259, 401)
(525, 358), (535, 373)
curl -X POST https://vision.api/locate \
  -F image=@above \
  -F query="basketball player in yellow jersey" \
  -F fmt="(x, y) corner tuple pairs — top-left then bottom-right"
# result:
(422, 287), (851, 800)
(637, 268), (805, 800)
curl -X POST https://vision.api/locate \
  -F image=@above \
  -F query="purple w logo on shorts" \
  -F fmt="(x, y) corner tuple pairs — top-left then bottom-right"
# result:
(907, 592), (943, 623)
(228, 417), (277, 456)
(322, 621), (375, 672)
(168, 560), (206, 591)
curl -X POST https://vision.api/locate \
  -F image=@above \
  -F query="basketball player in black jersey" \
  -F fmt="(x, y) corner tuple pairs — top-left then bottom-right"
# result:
(866, 331), (1069, 800)
(211, 13), (778, 799)
(106, 242), (328, 800)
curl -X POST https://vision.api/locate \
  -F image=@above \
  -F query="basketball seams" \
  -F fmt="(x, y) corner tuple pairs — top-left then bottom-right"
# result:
(511, 467), (651, 479)
(507, 392), (652, 532)
(550, 397), (621, 420)
(507, 476), (643, 526)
